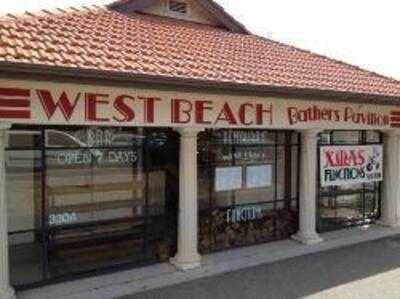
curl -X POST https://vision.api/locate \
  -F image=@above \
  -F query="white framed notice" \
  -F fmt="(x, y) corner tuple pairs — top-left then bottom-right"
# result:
(215, 166), (242, 192)
(246, 165), (272, 188)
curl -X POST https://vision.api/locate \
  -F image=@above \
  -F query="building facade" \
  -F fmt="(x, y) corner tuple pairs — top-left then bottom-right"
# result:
(0, 1), (400, 298)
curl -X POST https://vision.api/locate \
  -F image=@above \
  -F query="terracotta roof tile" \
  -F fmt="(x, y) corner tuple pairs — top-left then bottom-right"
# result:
(0, 5), (399, 100)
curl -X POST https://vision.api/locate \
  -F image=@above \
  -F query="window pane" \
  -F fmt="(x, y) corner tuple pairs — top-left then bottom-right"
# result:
(7, 147), (44, 286)
(332, 131), (361, 144)
(366, 131), (381, 143)
(8, 126), (179, 287)
(335, 193), (363, 223)
(291, 145), (299, 197)
(198, 129), (299, 253)
(8, 130), (41, 149)
(365, 192), (379, 219)
(318, 196), (337, 232)
(276, 146), (285, 199)
(318, 130), (381, 232)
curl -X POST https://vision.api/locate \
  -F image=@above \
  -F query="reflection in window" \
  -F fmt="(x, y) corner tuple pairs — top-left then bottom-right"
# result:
(7, 129), (43, 286)
(198, 130), (299, 253)
(7, 126), (179, 288)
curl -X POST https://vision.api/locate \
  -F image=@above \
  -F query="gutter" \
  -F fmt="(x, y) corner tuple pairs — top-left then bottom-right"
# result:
(0, 61), (399, 106)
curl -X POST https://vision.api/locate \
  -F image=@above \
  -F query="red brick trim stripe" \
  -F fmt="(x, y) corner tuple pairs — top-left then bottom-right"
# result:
(0, 88), (30, 97)
(0, 88), (31, 119)
(0, 111), (30, 118)
(0, 99), (30, 108)
(390, 111), (400, 128)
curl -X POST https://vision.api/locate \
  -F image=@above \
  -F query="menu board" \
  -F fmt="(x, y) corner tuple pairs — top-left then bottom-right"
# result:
(246, 165), (272, 188)
(215, 167), (242, 191)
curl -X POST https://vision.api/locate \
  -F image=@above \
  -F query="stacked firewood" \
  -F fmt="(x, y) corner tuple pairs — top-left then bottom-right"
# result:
(199, 208), (298, 253)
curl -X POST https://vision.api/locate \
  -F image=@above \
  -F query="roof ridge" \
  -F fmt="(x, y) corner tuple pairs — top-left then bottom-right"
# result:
(129, 12), (232, 32)
(0, 4), (106, 24)
(254, 34), (400, 85)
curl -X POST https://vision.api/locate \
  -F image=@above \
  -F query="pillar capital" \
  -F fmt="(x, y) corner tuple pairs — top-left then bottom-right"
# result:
(382, 129), (400, 138)
(297, 129), (323, 140)
(174, 127), (204, 138)
(0, 123), (11, 131)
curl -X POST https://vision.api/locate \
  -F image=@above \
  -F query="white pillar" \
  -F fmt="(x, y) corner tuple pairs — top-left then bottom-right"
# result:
(170, 128), (202, 270)
(0, 123), (15, 299)
(292, 129), (323, 245)
(380, 130), (400, 227)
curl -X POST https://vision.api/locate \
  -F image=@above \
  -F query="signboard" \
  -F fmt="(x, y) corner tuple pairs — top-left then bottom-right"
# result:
(226, 205), (264, 224)
(320, 145), (383, 187)
(246, 165), (272, 188)
(215, 167), (242, 191)
(0, 79), (399, 130)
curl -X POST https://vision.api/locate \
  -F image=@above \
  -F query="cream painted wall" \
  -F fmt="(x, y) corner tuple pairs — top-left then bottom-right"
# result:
(0, 78), (396, 131)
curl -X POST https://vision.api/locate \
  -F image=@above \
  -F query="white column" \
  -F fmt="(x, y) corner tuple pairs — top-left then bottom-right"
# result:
(292, 129), (323, 245)
(0, 123), (15, 299)
(170, 128), (202, 270)
(380, 130), (400, 227)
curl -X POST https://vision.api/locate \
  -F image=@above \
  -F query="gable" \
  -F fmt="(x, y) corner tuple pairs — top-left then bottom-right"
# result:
(108, 0), (249, 33)
(139, 0), (221, 26)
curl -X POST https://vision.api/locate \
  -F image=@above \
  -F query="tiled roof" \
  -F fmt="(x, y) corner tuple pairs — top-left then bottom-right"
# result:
(1, 5), (400, 100)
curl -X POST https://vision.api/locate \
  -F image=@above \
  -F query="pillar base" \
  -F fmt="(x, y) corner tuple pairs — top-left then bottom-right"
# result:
(376, 219), (400, 228)
(170, 254), (201, 271)
(0, 287), (16, 299)
(292, 232), (323, 245)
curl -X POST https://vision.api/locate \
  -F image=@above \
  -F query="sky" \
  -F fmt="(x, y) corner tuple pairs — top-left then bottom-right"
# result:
(1, 0), (400, 80)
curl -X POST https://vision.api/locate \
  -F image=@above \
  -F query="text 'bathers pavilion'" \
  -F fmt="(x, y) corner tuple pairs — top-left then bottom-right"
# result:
(0, 0), (400, 297)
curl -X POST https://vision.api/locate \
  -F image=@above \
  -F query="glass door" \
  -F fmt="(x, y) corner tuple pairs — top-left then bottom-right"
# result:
(43, 127), (178, 278)
(44, 127), (145, 276)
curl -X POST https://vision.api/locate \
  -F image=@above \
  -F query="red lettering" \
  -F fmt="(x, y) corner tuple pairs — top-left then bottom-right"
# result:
(37, 90), (80, 121)
(238, 103), (254, 126)
(139, 97), (160, 123)
(215, 102), (237, 125)
(325, 149), (366, 168)
(113, 95), (135, 122)
(324, 150), (336, 167)
(256, 104), (273, 125)
(357, 150), (366, 165)
(171, 99), (192, 124)
(85, 93), (109, 122)
(195, 100), (212, 124)
(288, 106), (341, 125)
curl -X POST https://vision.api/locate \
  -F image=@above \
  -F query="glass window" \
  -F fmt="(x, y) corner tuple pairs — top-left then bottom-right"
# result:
(366, 131), (381, 144)
(8, 126), (179, 288)
(198, 130), (299, 253)
(332, 131), (361, 144)
(7, 128), (43, 286)
(317, 130), (381, 233)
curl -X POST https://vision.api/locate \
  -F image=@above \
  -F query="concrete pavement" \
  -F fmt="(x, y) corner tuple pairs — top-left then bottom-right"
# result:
(123, 235), (400, 299)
